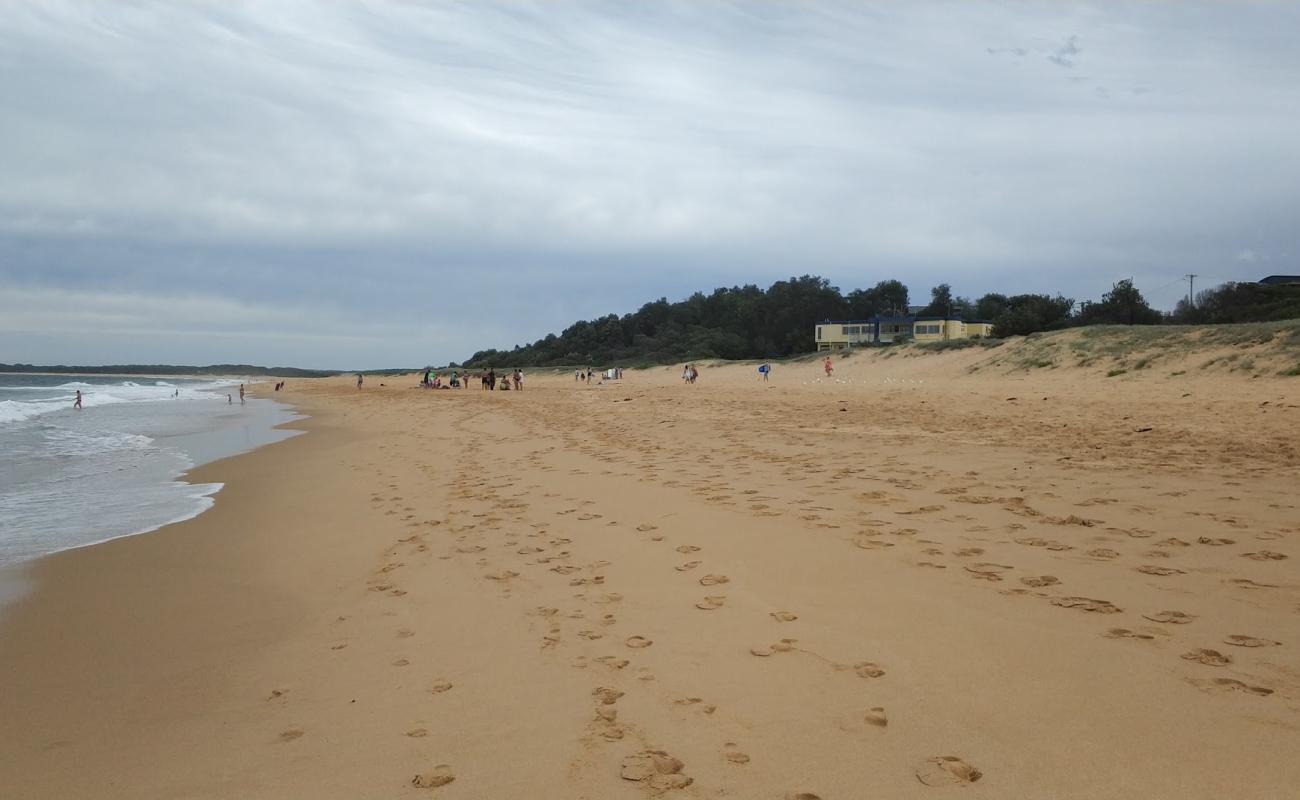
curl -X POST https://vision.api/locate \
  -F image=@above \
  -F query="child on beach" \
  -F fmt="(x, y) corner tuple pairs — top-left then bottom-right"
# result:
(239, 384), (245, 404)
(824, 356), (834, 377)
(73, 390), (82, 410)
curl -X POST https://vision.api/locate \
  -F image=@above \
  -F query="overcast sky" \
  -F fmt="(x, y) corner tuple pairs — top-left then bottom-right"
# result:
(2, 1), (1297, 369)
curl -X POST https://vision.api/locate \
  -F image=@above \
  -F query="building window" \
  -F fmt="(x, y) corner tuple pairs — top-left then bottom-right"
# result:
(816, 327), (822, 340)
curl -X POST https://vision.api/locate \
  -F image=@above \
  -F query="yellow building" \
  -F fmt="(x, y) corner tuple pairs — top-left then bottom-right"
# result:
(815, 321), (875, 351)
(912, 317), (995, 342)
(815, 316), (994, 349)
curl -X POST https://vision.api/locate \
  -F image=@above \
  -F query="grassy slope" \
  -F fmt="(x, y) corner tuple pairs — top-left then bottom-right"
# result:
(886, 320), (1300, 378)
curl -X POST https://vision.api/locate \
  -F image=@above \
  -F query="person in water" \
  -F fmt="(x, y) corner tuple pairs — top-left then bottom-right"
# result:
(73, 389), (82, 410)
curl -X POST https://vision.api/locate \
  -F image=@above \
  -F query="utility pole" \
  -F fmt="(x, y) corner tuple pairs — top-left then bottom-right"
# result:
(1186, 274), (1197, 308)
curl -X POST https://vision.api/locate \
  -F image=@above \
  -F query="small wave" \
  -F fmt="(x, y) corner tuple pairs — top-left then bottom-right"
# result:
(54, 381), (95, 389)
(44, 428), (155, 457)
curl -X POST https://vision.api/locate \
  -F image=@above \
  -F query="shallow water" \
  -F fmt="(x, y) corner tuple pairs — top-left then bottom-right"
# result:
(0, 374), (303, 576)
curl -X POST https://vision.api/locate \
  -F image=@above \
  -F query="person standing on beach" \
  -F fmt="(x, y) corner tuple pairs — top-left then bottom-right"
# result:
(239, 384), (245, 404)
(759, 363), (770, 381)
(824, 356), (834, 378)
(73, 390), (82, 410)
(356, 373), (363, 389)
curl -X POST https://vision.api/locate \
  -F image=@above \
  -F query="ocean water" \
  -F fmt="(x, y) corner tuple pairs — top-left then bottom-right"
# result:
(0, 374), (303, 575)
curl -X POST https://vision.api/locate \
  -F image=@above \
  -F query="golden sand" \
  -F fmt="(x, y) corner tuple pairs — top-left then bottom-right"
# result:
(1, 348), (1298, 798)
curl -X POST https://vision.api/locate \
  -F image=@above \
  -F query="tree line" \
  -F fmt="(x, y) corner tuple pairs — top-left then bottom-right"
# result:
(462, 275), (1299, 368)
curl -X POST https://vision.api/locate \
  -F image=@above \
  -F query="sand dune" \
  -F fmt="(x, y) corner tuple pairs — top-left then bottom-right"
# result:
(1, 342), (1298, 798)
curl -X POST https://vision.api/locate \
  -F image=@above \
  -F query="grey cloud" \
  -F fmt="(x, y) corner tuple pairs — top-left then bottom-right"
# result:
(1048, 34), (1081, 68)
(2, 1), (1299, 367)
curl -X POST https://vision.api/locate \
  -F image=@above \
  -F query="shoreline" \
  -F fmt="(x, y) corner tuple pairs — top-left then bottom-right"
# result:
(0, 382), (305, 598)
(1, 366), (1297, 799)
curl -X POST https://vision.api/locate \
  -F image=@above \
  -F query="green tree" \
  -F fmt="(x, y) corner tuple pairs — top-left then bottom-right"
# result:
(1077, 279), (1162, 325)
(974, 293), (1010, 321)
(991, 294), (1075, 337)
(922, 283), (954, 316)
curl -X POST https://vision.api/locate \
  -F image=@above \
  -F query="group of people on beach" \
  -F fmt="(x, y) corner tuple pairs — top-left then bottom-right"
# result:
(681, 364), (699, 383)
(479, 369), (523, 391)
(421, 369), (464, 389)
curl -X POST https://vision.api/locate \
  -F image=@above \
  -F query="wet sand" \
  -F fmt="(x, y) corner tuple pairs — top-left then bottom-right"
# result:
(1, 352), (1298, 799)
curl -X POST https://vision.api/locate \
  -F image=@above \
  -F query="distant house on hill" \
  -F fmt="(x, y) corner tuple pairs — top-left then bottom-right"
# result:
(1258, 275), (1300, 286)
(815, 316), (994, 350)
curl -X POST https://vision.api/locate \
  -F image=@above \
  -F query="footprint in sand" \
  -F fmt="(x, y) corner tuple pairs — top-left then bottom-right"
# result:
(397, 629), (415, 639)
(723, 743), (751, 765)
(1087, 548), (1120, 559)
(1224, 634), (1280, 648)
(1197, 537), (1236, 546)
(579, 630), (604, 640)
(551, 565), (581, 575)
(1225, 578), (1278, 589)
(770, 611), (799, 622)
(864, 707), (889, 727)
(675, 545), (701, 554)
(1209, 678), (1274, 696)
(429, 681), (453, 694)
(621, 750), (692, 792)
(1181, 648), (1232, 666)
(1052, 596), (1122, 614)
(410, 765), (455, 789)
(1105, 628), (1156, 641)
(854, 661), (886, 678)
(636, 524), (659, 532)
(855, 538), (896, 550)
(593, 686), (624, 705)
(916, 756), (982, 787)
(699, 574), (730, 586)
(695, 596), (726, 611)
(785, 794), (822, 800)
(593, 593), (624, 605)
(1136, 565), (1185, 576)
(595, 656), (630, 670)
(750, 638), (798, 657)
(392, 658), (410, 667)
(675, 561), (702, 571)
(917, 561), (947, 569)
(625, 635), (653, 648)
(279, 729), (304, 742)
(1143, 610), (1195, 624)
(965, 563), (1013, 581)
(330, 642), (349, 651)
(406, 728), (429, 738)
(954, 547), (984, 557)
(1242, 551), (1287, 561)
(1020, 575), (1060, 588)
(486, 570), (519, 581)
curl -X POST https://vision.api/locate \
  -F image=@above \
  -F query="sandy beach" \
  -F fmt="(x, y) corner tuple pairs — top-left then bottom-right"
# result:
(2, 345), (1298, 799)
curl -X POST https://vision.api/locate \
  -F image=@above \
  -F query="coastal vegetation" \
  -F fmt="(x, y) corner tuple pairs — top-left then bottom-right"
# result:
(463, 275), (1299, 369)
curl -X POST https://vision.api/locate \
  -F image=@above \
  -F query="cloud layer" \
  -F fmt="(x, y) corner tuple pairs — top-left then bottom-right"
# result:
(2, 1), (1298, 367)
